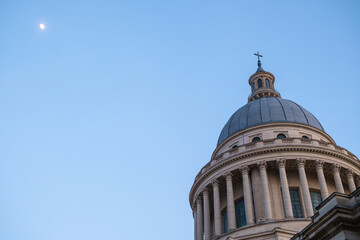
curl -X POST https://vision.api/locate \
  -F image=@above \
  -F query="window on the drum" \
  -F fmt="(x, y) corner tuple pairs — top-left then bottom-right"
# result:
(277, 133), (287, 139)
(222, 209), (228, 233)
(235, 198), (246, 228)
(310, 190), (322, 213)
(290, 189), (303, 218)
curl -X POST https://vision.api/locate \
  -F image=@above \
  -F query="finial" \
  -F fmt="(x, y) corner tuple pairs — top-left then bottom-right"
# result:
(254, 51), (263, 67)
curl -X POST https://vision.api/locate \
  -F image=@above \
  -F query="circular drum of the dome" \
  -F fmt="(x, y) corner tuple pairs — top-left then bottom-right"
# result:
(217, 97), (324, 146)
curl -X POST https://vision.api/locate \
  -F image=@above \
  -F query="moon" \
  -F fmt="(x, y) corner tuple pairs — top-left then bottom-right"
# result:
(39, 24), (45, 30)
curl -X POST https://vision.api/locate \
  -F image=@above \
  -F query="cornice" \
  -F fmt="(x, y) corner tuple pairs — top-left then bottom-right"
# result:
(213, 122), (336, 158)
(189, 144), (360, 207)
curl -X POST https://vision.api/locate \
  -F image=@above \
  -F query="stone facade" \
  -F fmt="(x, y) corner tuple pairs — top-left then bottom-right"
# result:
(291, 189), (360, 240)
(189, 59), (360, 240)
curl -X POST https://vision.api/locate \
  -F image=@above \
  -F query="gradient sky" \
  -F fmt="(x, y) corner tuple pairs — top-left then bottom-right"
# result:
(0, 1), (359, 239)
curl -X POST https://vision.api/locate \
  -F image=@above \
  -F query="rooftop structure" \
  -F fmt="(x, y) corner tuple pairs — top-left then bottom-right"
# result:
(189, 55), (360, 240)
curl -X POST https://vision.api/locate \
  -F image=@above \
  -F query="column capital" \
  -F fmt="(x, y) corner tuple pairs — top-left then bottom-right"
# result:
(332, 163), (341, 173)
(196, 196), (202, 204)
(224, 172), (233, 181)
(355, 176), (360, 186)
(257, 160), (267, 170)
(202, 188), (209, 196)
(212, 179), (219, 188)
(296, 158), (306, 168)
(276, 158), (286, 168)
(315, 159), (324, 169)
(240, 165), (250, 175)
(346, 169), (354, 178)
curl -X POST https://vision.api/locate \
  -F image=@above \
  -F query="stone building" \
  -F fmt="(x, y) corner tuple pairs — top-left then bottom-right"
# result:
(189, 56), (360, 240)
(291, 188), (360, 240)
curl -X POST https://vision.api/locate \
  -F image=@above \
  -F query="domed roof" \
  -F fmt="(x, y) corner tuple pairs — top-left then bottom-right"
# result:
(217, 97), (324, 146)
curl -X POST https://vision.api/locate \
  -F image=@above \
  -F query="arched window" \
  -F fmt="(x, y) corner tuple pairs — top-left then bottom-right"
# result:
(277, 133), (286, 139)
(302, 135), (309, 139)
(265, 79), (270, 88)
(252, 82), (256, 92)
(252, 137), (261, 142)
(257, 79), (263, 88)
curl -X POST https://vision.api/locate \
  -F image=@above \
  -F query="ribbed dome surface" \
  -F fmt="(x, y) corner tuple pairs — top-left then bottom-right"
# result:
(217, 97), (324, 146)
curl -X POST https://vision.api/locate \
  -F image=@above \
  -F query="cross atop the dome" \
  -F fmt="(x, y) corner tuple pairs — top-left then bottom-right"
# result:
(254, 51), (263, 67)
(254, 51), (263, 61)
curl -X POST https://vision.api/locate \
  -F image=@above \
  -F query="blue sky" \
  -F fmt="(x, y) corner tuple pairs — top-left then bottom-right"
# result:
(0, 1), (359, 239)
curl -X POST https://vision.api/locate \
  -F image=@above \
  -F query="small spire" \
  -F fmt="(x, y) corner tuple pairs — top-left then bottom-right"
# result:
(254, 51), (263, 67)
(254, 51), (264, 72)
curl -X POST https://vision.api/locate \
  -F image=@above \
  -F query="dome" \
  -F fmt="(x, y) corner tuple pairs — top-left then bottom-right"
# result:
(191, 56), (360, 240)
(217, 97), (324, 146)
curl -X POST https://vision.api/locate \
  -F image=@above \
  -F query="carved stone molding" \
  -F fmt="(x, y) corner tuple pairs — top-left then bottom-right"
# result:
(225, 172), (233, 182)
(276, 158), (286, 168)
(315, 159), (324, 169)
(355, 176), (360, 186)
(296, 158), (306, 168)
(332, 163), (341, 173)
(240, 165), (250, 175)
(189, 143), (360, 204)
(346, 169), (354, 178)
(212, 179), (219, 188)
(203, 188), (209, 196)
(190, 143), (360, 201)
(257, 160), (267, 170)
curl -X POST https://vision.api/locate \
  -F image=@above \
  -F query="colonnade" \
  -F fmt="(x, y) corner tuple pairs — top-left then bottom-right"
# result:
(192, 159), (360, 240)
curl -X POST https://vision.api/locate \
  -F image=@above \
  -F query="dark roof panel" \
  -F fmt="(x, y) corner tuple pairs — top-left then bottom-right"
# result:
(247, 99), (262, 128)
(238, 104), (249, 131)
(260, 98), (271, 123)
(279, 99), (296, 122)
(217, 97), (324, 146)
(229, 109), (241, 136)
(268, 97), (286, 122)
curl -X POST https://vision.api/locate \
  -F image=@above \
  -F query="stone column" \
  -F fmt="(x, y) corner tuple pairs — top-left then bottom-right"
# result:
(315, 160), (329, 200)
(225, 172), (236, 231)
(240, 165), (254, 224)
(332, 164), (345, 193)
(196, 197), (203, 240)
(257, 161), (273, 220)
(276, 158), (293, 218)
(203, 188), (211, 240)
(193, 206), (197, 240)
(251, 168), (263, 222)
(356, 176), (360, 189)
(296, 158), (313, 217)
(212, 180), (221, 236)
(346, 169), (357, 193)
